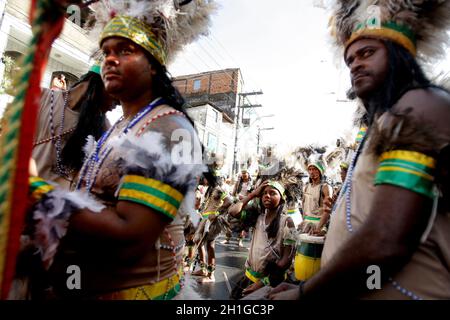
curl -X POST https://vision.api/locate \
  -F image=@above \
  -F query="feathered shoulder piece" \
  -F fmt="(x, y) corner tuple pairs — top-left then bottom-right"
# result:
(272, 167), (305, 208)
(329, 0), (450, 61)
(87, 0), (217, 65)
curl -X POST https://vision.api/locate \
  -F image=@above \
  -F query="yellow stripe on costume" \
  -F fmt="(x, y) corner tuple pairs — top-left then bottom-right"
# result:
(123, 175), (183, 202)
(30, 185), (54, 201)
(379, 150), (436, 168)
(96, 270), (182, 300)
(29, 176), (54, 202)
(378, 166), (434, 181)
(119, 189), (178, 219)
(245, 268), (261, 283)
(202, 211), (218, 218)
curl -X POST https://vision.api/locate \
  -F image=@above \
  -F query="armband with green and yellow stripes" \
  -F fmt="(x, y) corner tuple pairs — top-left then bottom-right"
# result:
(118, 175), (184, 220)
(374, 150), (436, 198)
(29, 176), (54, 203)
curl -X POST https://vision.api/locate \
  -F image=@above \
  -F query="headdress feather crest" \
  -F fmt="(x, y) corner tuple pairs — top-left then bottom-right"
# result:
(330, 0), (450, 61)
(88, 0), (217, 64)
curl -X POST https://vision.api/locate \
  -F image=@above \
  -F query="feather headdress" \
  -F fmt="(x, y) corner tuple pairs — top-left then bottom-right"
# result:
(87, 0), (217, 65)
(329, 0), (450, 61)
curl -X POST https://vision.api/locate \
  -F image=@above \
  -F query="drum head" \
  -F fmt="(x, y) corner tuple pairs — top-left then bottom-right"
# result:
(299, 233), (325, 244)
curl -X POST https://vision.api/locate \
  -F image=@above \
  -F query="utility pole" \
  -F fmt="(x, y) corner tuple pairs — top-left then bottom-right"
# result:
(232, 90), (263, 176)
(257, 127), (274, 155)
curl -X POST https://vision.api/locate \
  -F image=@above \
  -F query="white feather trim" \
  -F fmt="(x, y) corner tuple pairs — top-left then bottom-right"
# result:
(113, 130), (205, 192)
(32, 189), (105, 269)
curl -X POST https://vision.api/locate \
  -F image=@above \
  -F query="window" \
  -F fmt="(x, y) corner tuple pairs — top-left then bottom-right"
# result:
(193, 79), (201, 91)
(211, 109), (219, 123)
(207, 133), (218, 152)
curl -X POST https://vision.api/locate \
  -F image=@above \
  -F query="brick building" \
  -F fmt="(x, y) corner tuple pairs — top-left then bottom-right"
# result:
(173, 68), (243, 120)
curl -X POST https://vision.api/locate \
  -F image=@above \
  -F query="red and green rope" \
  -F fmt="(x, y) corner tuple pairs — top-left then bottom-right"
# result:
(0, 0), (66, 299)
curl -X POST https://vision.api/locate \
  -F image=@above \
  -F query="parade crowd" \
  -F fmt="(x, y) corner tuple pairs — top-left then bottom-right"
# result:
(1, 0), (450, 300)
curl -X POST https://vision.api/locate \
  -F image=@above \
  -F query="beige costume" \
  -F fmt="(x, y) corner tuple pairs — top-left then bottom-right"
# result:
(49, 105), (200, 298)
(322, 112), (450, 299)
(32, 89), (79, 189)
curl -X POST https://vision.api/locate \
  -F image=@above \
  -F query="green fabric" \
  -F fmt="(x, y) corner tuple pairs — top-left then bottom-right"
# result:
(297, 242), (324, 257)
(153, 283), (181, 300)
(261, 277), (270, 286)
(375, 170), (435, 199)
(118, 196), (175, 220)
(378, 158), (434, 176)
(89, 64), (101, 75)
(120, 181), (181, 208)
(308, 162), (324, 175)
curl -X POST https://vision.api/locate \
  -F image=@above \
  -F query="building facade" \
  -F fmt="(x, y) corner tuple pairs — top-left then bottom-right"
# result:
(186, 102), (234, 177)
(173, 68), (242, 121)
(0, 0), (96, 116)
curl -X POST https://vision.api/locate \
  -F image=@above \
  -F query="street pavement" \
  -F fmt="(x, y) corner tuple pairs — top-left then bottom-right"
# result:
(190, 234), (250, 300)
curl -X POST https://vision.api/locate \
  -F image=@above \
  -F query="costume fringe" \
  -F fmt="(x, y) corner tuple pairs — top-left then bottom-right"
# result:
(366, 108), (445, 157)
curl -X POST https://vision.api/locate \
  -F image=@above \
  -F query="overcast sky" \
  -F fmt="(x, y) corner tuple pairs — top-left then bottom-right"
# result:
(168, 0), (357, 154)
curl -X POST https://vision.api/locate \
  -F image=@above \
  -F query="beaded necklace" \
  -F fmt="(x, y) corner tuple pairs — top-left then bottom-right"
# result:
(338, 134), (422, 300)
(76, 97), (165, 192)
(49, 89), (72, 178)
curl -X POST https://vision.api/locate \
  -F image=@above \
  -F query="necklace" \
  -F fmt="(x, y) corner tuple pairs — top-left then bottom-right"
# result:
(340, 135), (422, 300)
(49, 89), (72, 178)
(76, 97), (165, 192)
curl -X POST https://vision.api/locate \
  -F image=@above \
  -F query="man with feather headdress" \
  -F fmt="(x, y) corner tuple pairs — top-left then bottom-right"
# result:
(18, 0), (217, 300)
(269, 0), (450, 300)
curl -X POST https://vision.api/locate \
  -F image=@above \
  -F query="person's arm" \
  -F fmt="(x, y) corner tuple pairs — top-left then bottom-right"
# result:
(269, 88), (450, 300)
(303, 185), (432, 299)
(312, 185), (331, 233)
(228, 180), (268, 218)
(67, 200), (170, 261)
(277, 218), (296, 270)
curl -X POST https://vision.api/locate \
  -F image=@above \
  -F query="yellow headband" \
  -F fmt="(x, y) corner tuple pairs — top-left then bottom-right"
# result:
(345, 22), (417, 57)
(100, 15), (167, 65)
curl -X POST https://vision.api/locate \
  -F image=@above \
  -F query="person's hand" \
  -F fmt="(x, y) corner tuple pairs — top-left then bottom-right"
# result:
(308, 224), (319, 235)
(29, 158), (38, 176)
(302, 222), (314, 234)
(310, 226), (326, 236)
(266, 282), (299, 299)
(323, 194), (337, 214)
(242, 281), (264, 296)
(249, 180), (269, 200)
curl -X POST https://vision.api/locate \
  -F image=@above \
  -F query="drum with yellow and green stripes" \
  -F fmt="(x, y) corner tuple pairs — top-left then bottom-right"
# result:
(294, 234), (324, 281)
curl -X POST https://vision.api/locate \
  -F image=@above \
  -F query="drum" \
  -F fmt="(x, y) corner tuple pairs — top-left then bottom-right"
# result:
(294, 233), (324, 281)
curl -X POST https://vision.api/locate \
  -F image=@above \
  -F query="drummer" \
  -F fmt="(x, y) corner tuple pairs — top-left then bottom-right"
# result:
(300, 161), (331, 235)
(228, 180), (296, 299)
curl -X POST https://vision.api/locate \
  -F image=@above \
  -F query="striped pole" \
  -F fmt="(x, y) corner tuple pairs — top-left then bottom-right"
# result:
(0, 0), (65, 299)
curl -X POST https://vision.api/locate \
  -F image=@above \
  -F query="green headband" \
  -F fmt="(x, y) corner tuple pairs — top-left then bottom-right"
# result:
(346, 20), (417, 56)
(89, 64), (101, 75)
(266, 180), (286, 199)
(308, 162), (324, 176)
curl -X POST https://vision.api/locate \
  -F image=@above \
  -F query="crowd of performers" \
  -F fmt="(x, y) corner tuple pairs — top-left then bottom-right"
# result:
(1, 0), (450, 300)
(181, 152), (349, 299)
